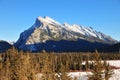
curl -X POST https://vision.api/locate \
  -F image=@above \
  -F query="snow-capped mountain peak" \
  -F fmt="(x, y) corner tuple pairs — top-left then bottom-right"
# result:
(20, 16), (117, 43)
(15, 16), (117, 52)
(44, 16), (61, 25)
(63, 23), (71, 27)
(36, 16), (61, 26)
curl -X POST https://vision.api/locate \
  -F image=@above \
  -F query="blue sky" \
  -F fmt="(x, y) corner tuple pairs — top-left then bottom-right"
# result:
(0, 0), (120, 41)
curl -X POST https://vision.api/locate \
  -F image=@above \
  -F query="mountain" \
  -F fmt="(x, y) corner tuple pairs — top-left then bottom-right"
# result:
(15, 16), (117, 52)
(100, 42), (120, 52)
(0, 40), (12, 53)
(110, 43), (120, 52)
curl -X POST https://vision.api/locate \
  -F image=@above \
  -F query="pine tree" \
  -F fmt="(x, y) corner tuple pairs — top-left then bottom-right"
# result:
(88, 51), (103, 80)
(103, 60), (114, 80)
(56, 62), (72, 80)
(41, 53), (56, 80)
(85, 54), (90, 71)
(1, 56), (11, 80)
(0, 47), (37, 80)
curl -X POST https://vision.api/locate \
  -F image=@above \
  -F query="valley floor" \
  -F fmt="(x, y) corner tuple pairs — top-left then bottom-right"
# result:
(69, 69), (120, 80)
(69, 60), (120, 80)
(36, 60), (120, 80)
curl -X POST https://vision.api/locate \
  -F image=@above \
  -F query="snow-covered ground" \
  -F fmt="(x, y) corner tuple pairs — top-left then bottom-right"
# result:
(69, 69), (120, 80)
(36, 60), (120, 80)
(68, 72), (90, 80)
(107, 60), (120, 67)
(69, 60), (120, 80)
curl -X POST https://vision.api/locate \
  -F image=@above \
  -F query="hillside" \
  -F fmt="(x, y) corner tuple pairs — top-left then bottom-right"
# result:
(0, 40), (12, 53)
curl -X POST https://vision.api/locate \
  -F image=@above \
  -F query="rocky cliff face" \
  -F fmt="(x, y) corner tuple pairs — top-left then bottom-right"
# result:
(15, 16), (117, 52)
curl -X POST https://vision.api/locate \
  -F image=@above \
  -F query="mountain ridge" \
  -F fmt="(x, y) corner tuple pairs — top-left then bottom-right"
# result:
(15, 16), (117, 52)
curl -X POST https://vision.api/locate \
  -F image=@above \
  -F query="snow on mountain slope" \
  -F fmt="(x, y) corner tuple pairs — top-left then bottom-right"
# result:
(44, 16), (61, 25)
(19, 16), (116, 42)
(15, 16), (117, 52)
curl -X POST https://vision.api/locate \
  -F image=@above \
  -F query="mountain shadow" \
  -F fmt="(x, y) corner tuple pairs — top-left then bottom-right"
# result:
(99, 42), (120, 52)
(15, 39), (110, 52)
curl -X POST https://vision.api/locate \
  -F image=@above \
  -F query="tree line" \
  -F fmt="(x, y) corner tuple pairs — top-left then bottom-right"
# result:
(0, 47), (118, 80)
